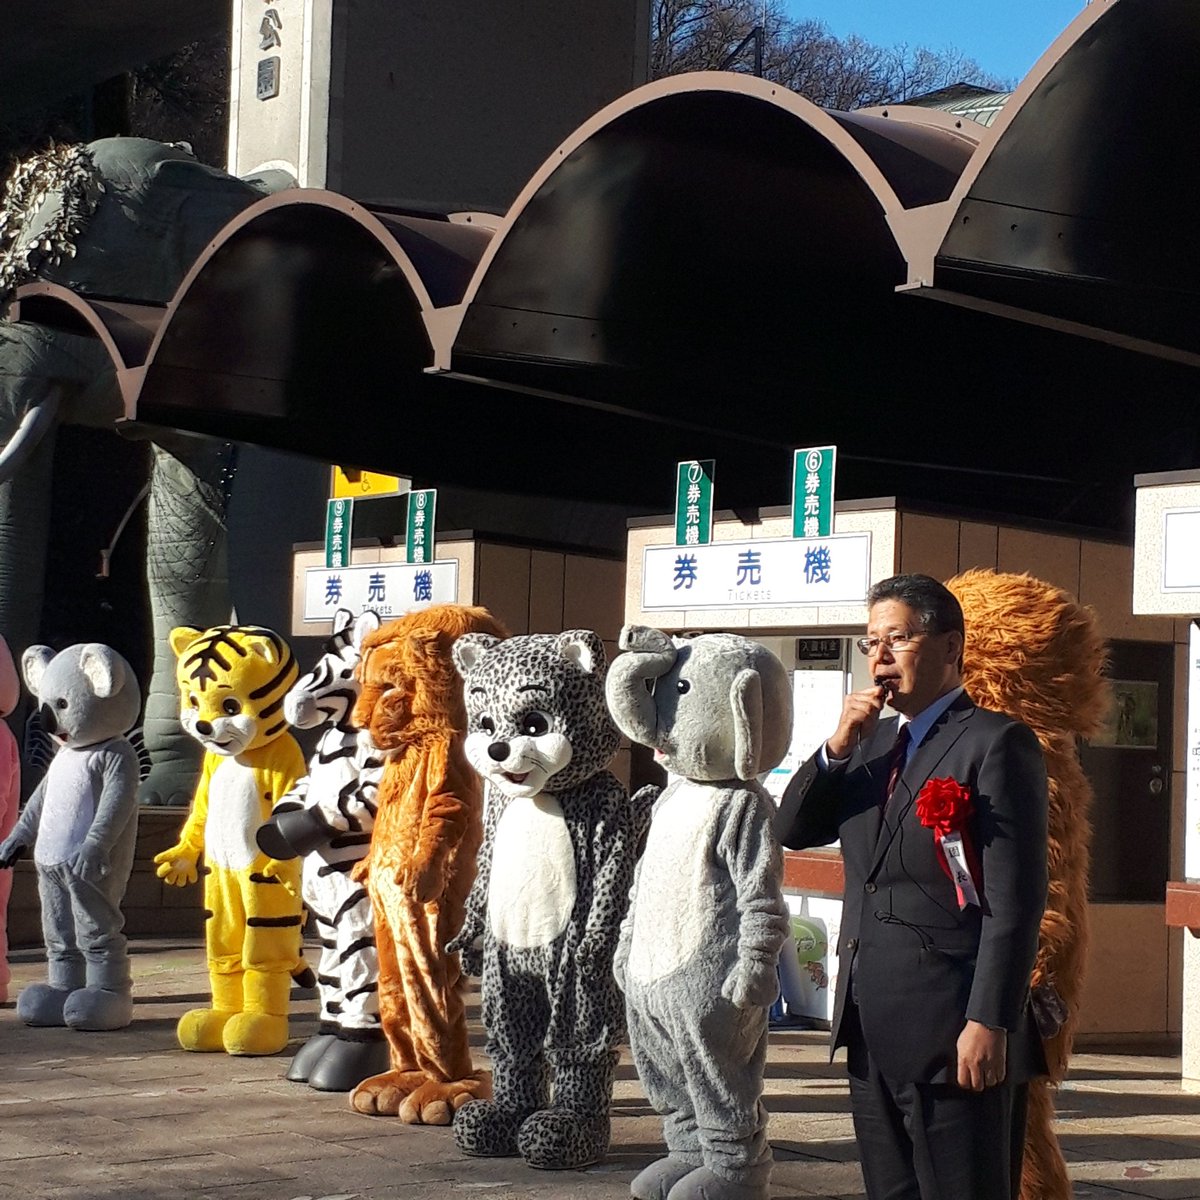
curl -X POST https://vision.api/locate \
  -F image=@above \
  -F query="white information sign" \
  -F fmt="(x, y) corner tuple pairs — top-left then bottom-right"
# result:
(764, 668), (847, 801)
(303, 560), (458, 622)
(1164, 510), (1200, 592)
(641, 533), (871, 611)
(1186, 621), (1200, 880)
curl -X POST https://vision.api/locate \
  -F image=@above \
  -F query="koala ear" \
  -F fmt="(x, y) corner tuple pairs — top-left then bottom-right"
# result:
(452, 633), (500, 679)
(557, 630), (607, 677)
(352, 610), (382, 651)
(731, 667), (764, 781)
(169, 626), (202, 658)
(80, 644), (127, 699)
(22, 645), (55, 696)
(331, 608), (354, 637)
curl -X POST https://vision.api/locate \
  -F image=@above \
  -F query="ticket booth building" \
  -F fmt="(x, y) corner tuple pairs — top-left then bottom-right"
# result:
(1134, 469), (1200, 1083)
(625, 500), (1184, 1043)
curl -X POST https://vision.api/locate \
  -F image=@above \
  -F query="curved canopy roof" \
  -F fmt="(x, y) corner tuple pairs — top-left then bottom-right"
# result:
(928, 0), (1200, 363)
(5, 0), (1196, 532)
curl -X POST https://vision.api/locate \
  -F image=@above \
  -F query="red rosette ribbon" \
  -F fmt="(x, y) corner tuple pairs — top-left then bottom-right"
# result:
(915, 777), (982, 909)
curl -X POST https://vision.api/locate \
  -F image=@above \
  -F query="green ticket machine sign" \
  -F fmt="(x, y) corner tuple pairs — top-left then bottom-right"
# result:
(406, 488), (437, 565)
(675, 459), (715, 547)
(325, 497), (353, 568)
(792, 445), (836, 539)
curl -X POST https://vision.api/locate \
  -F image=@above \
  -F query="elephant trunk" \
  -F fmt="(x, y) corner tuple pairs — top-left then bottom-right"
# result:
(605, 625), (677, 748)
(0, 423), (56, 770)
(0, 392), (60, 484)
(139, 438), (234, 805)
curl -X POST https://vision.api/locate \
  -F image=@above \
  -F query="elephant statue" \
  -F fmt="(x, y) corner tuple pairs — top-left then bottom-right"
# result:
(0, 138), (278, 803)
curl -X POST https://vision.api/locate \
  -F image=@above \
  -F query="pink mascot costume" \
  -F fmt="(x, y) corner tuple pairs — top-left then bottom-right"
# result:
(0, 636), (22, 1003)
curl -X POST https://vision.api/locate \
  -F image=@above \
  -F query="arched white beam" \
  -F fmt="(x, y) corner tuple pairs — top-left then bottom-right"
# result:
(443, 71), (976, 369)
(131, 188), (501, 456)
(935, 0), (1116, 232)
(140, 188), (494, 396)
(7, 281), (163, 417)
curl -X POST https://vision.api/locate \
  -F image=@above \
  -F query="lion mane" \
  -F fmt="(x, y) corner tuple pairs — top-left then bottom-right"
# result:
(948, 569), (1109, 1200)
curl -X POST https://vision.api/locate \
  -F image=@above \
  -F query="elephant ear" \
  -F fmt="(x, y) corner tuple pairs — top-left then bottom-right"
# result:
(169, 626), (202, 659)
(80, 644), (127, 699)
(557, 630), (606, 677)
(730, 667), (765, 781)
(21, 645), (55, 697)
(0, 635), (18, 717)
(452, 633), (500, 679)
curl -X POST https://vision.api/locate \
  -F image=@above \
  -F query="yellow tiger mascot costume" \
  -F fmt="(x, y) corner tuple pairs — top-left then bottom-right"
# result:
(154, 624), (308, 1056)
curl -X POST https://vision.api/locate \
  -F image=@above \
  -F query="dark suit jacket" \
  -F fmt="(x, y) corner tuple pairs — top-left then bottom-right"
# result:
(775, 691), (1049, 1085)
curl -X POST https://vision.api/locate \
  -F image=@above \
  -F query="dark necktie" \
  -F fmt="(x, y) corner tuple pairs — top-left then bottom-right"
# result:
(883, 724), (911, 808)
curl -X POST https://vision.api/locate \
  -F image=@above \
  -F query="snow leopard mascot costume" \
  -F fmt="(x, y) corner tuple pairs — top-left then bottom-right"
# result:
(448, 630), (640, 1170)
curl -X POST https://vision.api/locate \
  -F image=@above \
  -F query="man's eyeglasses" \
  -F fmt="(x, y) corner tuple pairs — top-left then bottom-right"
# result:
(854, 631), (926, 656)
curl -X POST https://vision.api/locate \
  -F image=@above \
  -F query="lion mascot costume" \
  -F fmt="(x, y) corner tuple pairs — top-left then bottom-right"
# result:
(348, 603), (508, 1124)
(947, 569), (1108, 1200)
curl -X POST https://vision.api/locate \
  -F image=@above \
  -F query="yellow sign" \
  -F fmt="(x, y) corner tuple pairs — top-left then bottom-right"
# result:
(331, 467), (409, 500)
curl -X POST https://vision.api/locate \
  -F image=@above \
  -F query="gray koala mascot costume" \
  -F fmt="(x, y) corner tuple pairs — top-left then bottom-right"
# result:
(448, 630), (639, 1170)
(606, 628), (791, 1200)
(0, 644), (141, 1029)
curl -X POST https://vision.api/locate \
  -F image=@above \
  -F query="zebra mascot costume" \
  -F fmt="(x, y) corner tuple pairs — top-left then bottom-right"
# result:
(257, 608), (389, 1092)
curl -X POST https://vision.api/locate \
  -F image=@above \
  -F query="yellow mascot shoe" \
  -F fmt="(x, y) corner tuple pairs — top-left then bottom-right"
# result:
(222, 968), (290, 1055)
(178, 1007), (237, 1052)
(222, 1010), (289, 1056)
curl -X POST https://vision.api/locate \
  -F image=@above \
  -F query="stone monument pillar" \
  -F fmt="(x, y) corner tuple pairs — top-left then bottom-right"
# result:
(228, 0), (649, 210)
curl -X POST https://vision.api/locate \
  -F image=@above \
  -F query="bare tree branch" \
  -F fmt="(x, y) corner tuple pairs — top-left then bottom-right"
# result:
(650, 1), (1010, 108)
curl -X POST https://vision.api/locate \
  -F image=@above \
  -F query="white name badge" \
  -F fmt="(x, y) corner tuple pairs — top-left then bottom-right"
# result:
(940, 831), (981, 909)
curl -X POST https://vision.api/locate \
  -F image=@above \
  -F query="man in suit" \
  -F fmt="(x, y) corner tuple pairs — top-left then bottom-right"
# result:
(776, 573), (1048, 1200)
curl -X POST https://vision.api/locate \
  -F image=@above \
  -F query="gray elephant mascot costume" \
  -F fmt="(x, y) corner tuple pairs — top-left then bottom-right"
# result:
(0, 643), (141, 1029)
(449, 630), (640, 1170)
(606, 628), (791, 1200)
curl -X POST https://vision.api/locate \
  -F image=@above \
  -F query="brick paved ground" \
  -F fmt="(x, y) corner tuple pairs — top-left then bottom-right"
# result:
(2, 941), (1199, 1199)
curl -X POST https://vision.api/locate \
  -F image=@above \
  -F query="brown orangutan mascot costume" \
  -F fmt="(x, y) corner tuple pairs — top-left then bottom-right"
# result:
(947, 570), (1109, 1200)
(348, 603), (509, 1124)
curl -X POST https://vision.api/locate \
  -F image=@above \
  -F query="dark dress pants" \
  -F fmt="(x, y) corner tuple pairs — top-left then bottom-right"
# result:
(844, 1001), (1029, 1200)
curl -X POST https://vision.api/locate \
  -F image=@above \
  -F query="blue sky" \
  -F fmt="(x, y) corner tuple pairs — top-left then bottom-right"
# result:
(783, 1), (1087, 87)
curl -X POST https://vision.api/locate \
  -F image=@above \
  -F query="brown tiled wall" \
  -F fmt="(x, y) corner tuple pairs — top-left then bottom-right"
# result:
(475, 541), (624, 642)
(474, 541), (628, 788)
(895, 511), (1174, 646)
